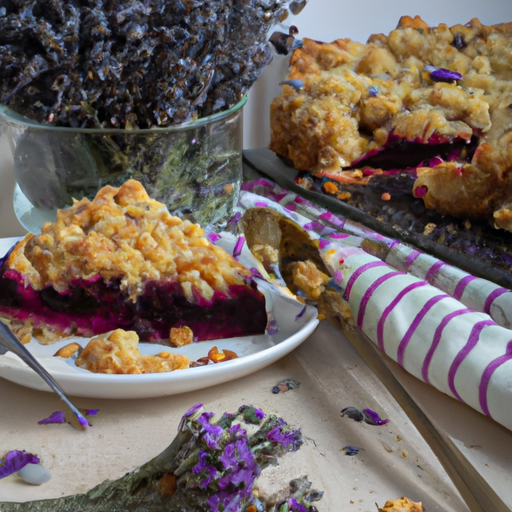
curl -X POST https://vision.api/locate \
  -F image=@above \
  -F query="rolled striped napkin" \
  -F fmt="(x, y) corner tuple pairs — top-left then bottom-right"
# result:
(238, 179), (512, 432)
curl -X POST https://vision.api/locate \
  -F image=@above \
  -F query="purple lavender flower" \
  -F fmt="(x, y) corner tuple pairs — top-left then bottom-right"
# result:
(266, 422), (303, 451)
(427, 66), (462, 82)
(84, 409), (99, 416)
(238, 405), (265, 424)
(267, 318), (279, 335)
(192, 450), (219, 489)
(184, 403), (204, 418)
(279, 497), (308, 512)
(249, 267), (265, 280)
(0, 450), (40, 479)
(208, 491), (244, 512)
(363, 408), (389, 426)
(197, 413), (224, 449)
(343, 445), (360, 456)
(368, 85), (379, 97)
(38, 410), (67, 425)
(219, 443), (237, 470)
(228, 423), (247, 438)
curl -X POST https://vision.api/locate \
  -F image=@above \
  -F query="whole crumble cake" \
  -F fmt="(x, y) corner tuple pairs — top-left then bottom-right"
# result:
(0, 180), (267, 344)
(270, 16), (512, 231)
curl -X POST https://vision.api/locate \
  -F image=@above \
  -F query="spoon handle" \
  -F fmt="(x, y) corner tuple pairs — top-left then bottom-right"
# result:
(0, 320), (89, 428)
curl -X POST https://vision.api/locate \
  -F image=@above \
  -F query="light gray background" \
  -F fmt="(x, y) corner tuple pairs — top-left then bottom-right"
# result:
(243, 0), (512, 148)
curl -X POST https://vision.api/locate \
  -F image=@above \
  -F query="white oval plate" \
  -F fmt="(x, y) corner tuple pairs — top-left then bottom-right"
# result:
(0, 233), (318, 399)
(0, 295), (318, 399)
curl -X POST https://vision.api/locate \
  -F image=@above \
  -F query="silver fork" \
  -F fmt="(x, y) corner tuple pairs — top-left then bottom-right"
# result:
(0, 319), (89, 428)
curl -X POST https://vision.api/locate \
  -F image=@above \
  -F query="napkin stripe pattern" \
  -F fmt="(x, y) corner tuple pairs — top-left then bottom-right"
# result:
(422, 308), (473, 384)
(396, 294), (451, 366)
(448, 319), (496, 401)
(239, 182), (512, 431)
(480, 342), (512, 416)
(454, 275), (478, 300)
(357, 271), (404, 328)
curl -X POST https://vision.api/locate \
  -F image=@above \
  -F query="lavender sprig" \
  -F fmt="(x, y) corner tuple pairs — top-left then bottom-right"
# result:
(0, 405), (318, 512)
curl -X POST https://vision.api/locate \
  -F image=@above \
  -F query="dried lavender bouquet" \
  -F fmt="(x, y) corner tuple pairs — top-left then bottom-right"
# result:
(0, 404), (322, 512)
(0, 0), (307, 128)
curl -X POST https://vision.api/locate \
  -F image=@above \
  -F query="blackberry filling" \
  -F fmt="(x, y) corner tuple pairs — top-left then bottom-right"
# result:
(0, 180), (268, 344)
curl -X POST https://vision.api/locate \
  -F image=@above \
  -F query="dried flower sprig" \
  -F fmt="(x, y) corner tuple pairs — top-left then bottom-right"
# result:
(0, 404), (320, 512)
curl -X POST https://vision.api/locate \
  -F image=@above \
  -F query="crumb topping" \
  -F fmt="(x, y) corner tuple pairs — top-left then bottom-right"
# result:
(270, 17), (512, 228)
(8, 180), (251, 302)
(270, 18), (512, 172)
(75, 329), (189, 374)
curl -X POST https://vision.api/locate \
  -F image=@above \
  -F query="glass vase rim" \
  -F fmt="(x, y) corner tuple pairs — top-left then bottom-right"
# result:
(0, 95), (247, 134)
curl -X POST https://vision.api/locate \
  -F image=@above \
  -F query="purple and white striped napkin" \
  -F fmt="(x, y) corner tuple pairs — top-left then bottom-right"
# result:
(238, 179), (512, 432)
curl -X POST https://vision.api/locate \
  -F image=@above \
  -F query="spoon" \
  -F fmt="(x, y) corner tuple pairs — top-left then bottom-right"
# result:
(0, 319), (89, 428)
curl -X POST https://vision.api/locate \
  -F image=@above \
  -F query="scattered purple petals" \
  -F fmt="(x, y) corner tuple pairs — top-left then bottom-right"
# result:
(341, 406), (365, 422)
(342, 406), (389, 426)
(0, 450), (40, 479)
(363, 408), (389, 426)
(295, 304), (307, 320)
(267, 318), (279, 335)
(429, 67), (462, 82)
(272, 379), (300, 394)
(207, 232), (222, 243)
(343, 445), (360, 456)
(232, 236), (245, 258)
(249, 267), (265, 280)
(38, 411), (66, 425)
(84, 409), (99, 416)
(368, 85), (379, 97)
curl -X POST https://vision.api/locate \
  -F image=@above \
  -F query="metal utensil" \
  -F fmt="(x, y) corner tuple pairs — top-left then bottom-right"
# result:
(0, 319), (89, 428)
